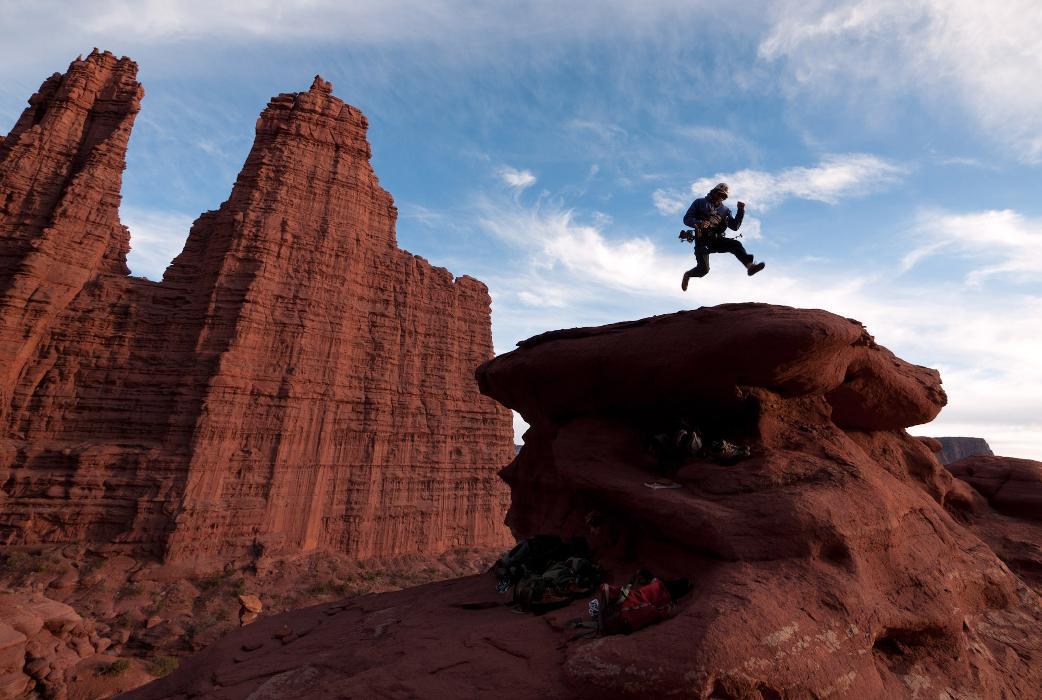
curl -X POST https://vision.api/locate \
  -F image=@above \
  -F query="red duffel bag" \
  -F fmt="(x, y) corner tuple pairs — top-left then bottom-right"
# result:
(596, 578), (674, 635)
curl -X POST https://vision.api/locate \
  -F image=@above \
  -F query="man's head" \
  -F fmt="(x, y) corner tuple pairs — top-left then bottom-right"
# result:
(708, 182), (729, 204)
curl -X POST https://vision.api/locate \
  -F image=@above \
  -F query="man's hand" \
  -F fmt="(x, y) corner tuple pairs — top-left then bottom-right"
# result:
(737, 201), (746, 210)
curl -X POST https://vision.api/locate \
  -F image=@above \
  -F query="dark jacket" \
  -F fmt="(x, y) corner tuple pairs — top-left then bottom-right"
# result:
(683, 196), (744, 237)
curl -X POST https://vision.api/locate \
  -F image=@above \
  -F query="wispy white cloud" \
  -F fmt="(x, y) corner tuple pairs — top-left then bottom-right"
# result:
(194, 139), (225, 156)
(401, 203), (450, 227)
(498, 166), (537, 192)
(934, 156), (992, 169)
(698, 154), (906, 210)
(517, 289), (569, 308)
(652, 189), (690, 216)
(759, 0), (1042, 162)
(680, 125), (743, 144)
(567, 119), (629, 142)
(480, 198), (667, 294)
(653, 153), (906, 215)
(907, 300), (1042, 457)
(902, 209), (1042, 285)
(1, 1), (727, 50)
(677, 125), (760, 160)
(738, 217), (763, 241)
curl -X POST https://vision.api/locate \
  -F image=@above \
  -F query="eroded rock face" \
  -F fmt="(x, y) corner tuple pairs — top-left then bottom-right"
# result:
(129, 305), (1042, 699)
(947, 455), (1042, 521)
(0, 53), (514, 568)
(475, 305), (1041, 698)
(944, 455), (1042, 591)
(0, 591), (108, 699)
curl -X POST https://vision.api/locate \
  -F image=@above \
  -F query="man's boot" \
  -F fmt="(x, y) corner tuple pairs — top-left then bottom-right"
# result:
(746, 261), (765, 276)
(681, 270), (693, 291)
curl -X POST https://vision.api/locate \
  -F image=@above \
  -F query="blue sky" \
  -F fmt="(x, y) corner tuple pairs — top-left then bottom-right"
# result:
(2, 1), (1040, 457)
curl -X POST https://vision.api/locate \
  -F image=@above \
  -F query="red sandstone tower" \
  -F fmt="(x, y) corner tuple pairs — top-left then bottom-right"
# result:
(0, 52), (514, 567)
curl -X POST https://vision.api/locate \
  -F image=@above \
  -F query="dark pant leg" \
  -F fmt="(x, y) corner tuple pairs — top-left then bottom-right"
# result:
(710, 237), (753, 265)
(686, 244), (711, 278)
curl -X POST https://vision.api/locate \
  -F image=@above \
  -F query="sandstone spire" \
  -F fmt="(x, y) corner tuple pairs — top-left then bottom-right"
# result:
(0, 55), (514, 567)
(0, 51), (141, 418)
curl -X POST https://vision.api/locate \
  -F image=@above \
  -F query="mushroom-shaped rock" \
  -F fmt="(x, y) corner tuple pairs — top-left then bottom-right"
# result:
(477, 304), (946, 431)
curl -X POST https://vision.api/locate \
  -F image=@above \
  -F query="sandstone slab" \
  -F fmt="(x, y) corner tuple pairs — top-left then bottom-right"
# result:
(943, 455), (1042, 591)
(946, 454), (1042, 521)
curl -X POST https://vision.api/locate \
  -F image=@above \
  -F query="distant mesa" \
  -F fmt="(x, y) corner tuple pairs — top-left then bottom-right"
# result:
(933, 436), (994, 465)
(0, 51), (515, 568)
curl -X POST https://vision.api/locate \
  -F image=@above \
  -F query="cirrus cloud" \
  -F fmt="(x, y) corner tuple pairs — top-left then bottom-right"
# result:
(653, 153), (906, 215)
(902, 209), (1042, 286)
(760, 0), (1042, 162)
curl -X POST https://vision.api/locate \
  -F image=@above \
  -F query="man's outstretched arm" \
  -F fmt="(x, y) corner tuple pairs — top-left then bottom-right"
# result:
(728, 201), (746, 231)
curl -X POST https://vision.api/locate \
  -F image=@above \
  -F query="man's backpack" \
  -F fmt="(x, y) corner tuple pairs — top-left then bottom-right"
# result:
(595, 578), (675, 635)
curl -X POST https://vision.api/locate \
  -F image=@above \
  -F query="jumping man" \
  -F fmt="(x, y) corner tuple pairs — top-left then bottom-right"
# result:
(680, 183), (765, 290)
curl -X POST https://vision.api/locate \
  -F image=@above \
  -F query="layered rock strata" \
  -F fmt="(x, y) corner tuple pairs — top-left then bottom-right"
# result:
(476, 305), (1041, 698)
(127, 304), (1042, 699)
(0, 52), (514, 567)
